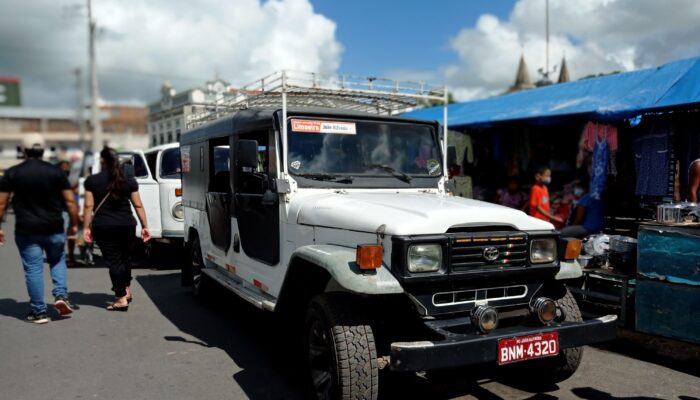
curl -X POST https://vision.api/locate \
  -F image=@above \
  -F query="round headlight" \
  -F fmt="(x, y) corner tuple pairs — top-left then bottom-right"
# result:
(471, 305), (499, 333)
(408, 244), (442, 273)
(530, 238), (558, 264)
(531, 297), (557, 324)
(172, 202), (184, 220)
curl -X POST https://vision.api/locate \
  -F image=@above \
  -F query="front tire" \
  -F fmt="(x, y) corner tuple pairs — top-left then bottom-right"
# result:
(514, 289), (584, 384)
(305, 293), (379, 400)
(543, 289), (584, 381)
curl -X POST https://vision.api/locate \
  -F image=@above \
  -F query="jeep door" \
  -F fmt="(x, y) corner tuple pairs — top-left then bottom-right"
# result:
(205, 140), (232, 250)
(232, 130), (280, 265)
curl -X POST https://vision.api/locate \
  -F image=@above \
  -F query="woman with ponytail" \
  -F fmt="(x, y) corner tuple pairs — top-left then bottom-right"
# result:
(83, 147), (151, 311)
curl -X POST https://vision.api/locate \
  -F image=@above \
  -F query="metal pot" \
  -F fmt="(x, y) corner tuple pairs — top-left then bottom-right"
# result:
(656, 204), (684, 223)
(609, 235), (637, 254)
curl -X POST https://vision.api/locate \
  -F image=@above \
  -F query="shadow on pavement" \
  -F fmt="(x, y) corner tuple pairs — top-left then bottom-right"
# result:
(571, 387), (664, 400)
(136, 271), (573, 400)
(593, 338), (700, 378)
(136, 272), (308, 400)
(69, 291), (115, 309)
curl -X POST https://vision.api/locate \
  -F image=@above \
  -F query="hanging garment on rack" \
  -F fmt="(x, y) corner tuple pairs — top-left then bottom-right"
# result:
(447, 131), (473, 168)
(583, 121), (618, 152)
(633, 132), (670, 197)
(590, 137), (609, 200)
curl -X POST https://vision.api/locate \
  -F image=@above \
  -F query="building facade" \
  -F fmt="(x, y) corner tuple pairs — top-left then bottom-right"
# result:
(0, 105), (147, 169)
(147, 79), (233, 147)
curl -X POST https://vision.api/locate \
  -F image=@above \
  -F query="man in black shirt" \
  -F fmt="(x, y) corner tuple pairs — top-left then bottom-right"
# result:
(0, 134), (79, 324)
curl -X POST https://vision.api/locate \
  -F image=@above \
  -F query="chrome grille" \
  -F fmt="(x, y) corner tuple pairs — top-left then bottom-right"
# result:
(450, 232), (528, 271)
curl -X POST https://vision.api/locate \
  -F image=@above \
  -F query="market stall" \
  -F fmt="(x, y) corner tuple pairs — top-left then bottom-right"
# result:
(405, 56), (700, 341)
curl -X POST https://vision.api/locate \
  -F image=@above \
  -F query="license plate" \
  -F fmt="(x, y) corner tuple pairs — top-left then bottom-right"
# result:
(497, 332), (559, 365)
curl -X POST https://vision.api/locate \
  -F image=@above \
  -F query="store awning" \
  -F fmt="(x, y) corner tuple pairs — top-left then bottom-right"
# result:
(404, 56), (700, 128)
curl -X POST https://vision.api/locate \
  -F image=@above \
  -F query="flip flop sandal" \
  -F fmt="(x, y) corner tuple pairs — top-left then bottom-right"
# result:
(106, 303), (129, 312)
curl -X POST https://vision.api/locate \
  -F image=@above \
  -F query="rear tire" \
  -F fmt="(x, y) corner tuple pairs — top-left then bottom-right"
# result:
(188, 237), (210, 301)
(304, 293), (379, 400)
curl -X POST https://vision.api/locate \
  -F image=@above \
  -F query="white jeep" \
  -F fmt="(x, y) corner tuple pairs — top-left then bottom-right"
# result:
(179, 73), (617, 400)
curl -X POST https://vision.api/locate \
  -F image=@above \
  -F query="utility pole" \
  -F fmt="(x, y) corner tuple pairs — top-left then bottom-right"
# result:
(87, 0), (102, 153)
(545, 0), (549, 80)
(74, 68), (86, 152)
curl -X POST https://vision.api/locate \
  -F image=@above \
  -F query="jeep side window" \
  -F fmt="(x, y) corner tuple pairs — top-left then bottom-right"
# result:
(235, 131), (270, 195)
(209, 144), (231, 193)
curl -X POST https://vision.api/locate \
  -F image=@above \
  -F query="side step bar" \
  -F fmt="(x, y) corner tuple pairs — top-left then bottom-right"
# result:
(202, 267), (276, 312)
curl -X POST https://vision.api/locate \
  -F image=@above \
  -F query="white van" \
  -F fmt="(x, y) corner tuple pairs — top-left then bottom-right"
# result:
(142, 143), (184, 246)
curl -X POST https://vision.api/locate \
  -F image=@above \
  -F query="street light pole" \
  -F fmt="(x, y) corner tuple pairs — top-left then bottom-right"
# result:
(87, 0), (102, 153)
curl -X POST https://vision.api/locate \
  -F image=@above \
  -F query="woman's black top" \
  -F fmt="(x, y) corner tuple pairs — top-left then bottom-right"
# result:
(84, 170), (139, 227)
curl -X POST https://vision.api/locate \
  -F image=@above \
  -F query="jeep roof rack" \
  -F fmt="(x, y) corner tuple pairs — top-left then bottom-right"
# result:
(185, 70), (446, 129)
(186, 70), (448, 178)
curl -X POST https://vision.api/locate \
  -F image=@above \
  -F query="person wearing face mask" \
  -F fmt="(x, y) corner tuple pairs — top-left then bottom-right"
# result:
(529, 166), (563, 224)
(561, 181), (604, 238)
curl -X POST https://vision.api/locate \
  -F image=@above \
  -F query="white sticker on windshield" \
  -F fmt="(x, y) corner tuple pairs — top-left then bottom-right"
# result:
(290, 160), (301, 170)
(291, 119), (356, 135)
(427, 159), (441, 176)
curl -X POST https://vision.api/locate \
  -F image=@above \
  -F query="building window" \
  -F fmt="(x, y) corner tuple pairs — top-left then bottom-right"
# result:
(166, 121), (171, 128)
(152, 136), (158, 147)
(160, 134), (165, 145)
(176, 129), (181, 142)
(159, 123), (163, 131)
(175, 118), (180, 127)
(167, 132), (173, 143)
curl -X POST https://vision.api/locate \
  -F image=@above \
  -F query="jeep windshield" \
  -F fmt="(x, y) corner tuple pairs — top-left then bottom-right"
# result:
(287, 118), (442, 188)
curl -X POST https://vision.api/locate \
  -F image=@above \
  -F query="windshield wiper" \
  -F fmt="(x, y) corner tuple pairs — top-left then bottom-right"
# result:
(295, 173), (354, 184)
(364, 164), (412, 183)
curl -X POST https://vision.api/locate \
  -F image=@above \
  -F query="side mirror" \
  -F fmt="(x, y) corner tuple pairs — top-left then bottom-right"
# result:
(447, 145), (457, 166)
(237, 140), (258, 170)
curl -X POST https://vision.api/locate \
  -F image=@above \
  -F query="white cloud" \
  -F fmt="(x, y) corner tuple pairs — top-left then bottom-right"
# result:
(445, 0), (700, 101)
(0, 0), (342, 107)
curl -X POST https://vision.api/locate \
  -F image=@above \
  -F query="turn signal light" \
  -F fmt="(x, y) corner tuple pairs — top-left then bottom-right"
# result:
(356, 244), (383, 270)
(564, 239), (582, 260)
(175, 188), (183, 197)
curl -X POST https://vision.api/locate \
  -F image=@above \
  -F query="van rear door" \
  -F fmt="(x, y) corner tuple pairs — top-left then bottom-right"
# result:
(120, 150), (163, 239)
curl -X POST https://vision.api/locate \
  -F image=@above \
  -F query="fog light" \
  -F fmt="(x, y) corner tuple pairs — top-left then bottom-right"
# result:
(471, 305), (499, 333)
(532, 297), (557, 324)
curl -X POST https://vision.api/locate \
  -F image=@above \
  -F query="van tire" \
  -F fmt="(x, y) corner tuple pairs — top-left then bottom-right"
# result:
(304, 293), (379, 400)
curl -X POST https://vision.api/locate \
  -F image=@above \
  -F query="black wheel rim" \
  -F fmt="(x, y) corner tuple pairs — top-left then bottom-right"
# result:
(308, 316), (334, 400)
(191, 246), (202, 295)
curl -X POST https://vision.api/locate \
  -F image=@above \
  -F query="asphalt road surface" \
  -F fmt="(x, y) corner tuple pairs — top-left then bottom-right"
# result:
(1, 217), (698, 400)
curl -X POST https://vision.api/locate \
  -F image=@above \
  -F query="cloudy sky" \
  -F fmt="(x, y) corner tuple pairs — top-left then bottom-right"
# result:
(2, 0), (700, 108)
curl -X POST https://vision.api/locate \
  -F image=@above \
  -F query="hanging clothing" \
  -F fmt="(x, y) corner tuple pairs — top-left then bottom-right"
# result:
(447, 131), (473, 173)
(590, 137), (609, 200)
(583, 122), (618, 152)
(632, 132), (670, 196)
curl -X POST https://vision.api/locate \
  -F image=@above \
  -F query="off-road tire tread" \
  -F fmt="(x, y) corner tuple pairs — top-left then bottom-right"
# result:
(312, 293), (379, 400)
(554, 289), (584, 376)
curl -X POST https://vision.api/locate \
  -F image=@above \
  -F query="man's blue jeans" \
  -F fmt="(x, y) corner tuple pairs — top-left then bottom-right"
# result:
(15, 233), (69, 314)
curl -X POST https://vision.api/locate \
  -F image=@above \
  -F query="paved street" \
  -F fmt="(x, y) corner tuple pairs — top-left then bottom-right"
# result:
(1, 217), (698, 400)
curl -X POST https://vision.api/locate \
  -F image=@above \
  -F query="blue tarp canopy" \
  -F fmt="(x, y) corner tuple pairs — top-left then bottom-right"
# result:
(404, 56), (700, 128)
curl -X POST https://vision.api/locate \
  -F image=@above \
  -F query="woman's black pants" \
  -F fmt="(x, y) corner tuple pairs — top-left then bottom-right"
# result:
(93, 225), (135, 298)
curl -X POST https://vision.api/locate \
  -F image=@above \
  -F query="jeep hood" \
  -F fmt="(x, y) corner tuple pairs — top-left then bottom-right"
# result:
(291, 192), (554, 235)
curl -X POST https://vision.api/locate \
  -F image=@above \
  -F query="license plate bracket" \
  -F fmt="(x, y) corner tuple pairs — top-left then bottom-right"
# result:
(497, 331), (559, 365)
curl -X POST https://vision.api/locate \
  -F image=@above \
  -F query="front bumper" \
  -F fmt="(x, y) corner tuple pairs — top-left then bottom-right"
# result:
(390, 314), (617, 372)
